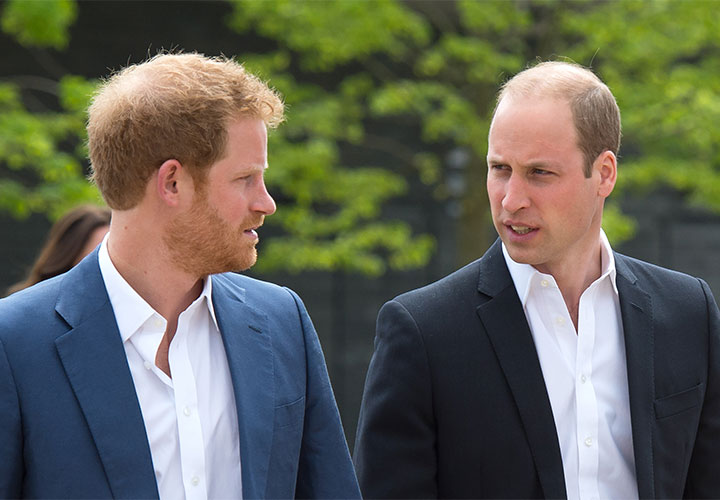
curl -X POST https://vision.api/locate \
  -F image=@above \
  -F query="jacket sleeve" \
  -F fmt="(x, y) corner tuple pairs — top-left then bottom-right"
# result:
(684, 279), (720, 498)
(286, 288), (361, 499)
(0, 337), (23, 498)
(354, 299), (438, 499)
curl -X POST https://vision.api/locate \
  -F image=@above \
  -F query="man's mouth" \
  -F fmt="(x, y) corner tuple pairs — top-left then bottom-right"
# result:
(244, 220), (264, 234)
(510, 225), (534, 235)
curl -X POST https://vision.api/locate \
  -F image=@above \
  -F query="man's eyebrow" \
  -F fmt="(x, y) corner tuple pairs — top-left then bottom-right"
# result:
(238, 162), (267, 172)
(486, 155), (504, 164)
(487, 157), (558, 168)
(525, 160), (553, 168)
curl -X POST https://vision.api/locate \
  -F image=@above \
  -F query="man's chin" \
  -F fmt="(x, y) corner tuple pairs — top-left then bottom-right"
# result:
(504, 245), (538, 266)
(221, 248), (258, 274)
(184, 248), (258, 277)
(229, 253), (257, 273)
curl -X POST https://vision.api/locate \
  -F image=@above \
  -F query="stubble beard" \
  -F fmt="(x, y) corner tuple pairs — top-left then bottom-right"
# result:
(165, 197), (261, 278)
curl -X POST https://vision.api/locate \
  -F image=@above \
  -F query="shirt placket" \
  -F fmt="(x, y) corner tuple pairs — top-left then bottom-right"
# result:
(170, 309), (208, 500)
(576, 287), (600, 500)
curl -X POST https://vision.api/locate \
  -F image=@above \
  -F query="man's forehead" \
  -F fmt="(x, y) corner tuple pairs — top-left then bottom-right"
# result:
(487, 96), (582, 163)
(489, 95), (574, 138)
(495, 93), (570, 115)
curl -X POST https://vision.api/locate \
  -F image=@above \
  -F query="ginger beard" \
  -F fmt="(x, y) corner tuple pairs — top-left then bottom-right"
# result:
(164, 189), (263, 277)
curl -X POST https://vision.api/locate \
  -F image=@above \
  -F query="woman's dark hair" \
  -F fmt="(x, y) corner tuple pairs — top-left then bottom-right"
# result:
(7, 205), (111, 294)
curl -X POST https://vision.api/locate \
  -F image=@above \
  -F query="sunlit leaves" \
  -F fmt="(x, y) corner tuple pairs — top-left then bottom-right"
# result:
(227, 0), (431, 71)
(559, 0), (720, 245)
(58, 75), (96, 113)
(601, 202), (636, 245)
(458, 0), (531, 35)
(0, 73), (101, 220)
(1, 0), (77, 49)
(619, 157), (720, 212)
(6, 0), (720, 272)
(229, 2), (439, 275)
(260, 121), (418, 274)
(370, 80), (489, 154)
(255, 222), (435, 276)
(0, 83), (22, 111)
(416, 35), (523, 85)
(1, 0), (104, 220)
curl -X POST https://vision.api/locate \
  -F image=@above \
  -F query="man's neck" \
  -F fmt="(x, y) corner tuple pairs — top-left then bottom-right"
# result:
(535, 243), (603, 331)
(108, 228), (205, 379)
(106, 220), (204, 325)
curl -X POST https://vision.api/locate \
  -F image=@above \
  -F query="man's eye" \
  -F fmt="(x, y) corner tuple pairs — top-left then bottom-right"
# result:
(532, 168), (551, 175)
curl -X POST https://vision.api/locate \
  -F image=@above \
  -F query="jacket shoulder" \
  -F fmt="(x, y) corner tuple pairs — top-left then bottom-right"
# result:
(214, 271), (286, 294)
(615, 252), (707, 291)
(212, 272), (301, 314)
(0, 275), (67, 342)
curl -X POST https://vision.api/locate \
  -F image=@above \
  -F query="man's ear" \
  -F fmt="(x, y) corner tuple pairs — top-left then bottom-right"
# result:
(156, 159), (185, 206)
(595, 151), (617, 198)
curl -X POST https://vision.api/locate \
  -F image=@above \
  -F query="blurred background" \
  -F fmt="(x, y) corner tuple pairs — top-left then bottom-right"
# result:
(3, 0), (720, 448)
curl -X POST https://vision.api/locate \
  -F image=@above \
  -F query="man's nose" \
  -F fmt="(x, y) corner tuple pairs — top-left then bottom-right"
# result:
(502, 175), (530, 213)
(253, 181), (276, 216)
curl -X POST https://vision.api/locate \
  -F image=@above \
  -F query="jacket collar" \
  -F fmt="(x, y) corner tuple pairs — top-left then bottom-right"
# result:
(54, 248), (159, 499)
(211, 274), (274, 499)
(614, 254), (655, 499)
(476, 240), (568, 499)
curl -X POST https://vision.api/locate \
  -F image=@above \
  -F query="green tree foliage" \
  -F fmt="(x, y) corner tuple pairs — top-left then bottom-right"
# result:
(561, 1), (720, 214)
(0, 75), (99, 220)
(227, 0), (720, 263)
(3, 0), (720, 271)
(226, 0), (517, 267)
(1, 0), (76, 49)
(0, 0), (99, 220)
(0, 0), (434, 276)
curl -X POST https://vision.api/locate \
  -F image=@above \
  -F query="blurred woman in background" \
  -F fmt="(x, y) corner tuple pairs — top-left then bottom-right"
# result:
(7, 204), (111, 294)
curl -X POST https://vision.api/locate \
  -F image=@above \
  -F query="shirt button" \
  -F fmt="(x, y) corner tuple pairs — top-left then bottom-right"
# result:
(540, 279), (549, 287)
(143, 361), (152, 370)
(154, 319), (163, 328)
(584, 437), (593, 447)
(555, 316), (565, 326)
(183, 406), (191, 417)
(580, 374), (587, 383)
(191, 476), (200, 486)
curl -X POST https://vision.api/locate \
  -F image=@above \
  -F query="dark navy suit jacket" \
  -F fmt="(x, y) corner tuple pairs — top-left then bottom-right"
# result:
(355, 240), (720, 499)
(0, 248), (360, 499)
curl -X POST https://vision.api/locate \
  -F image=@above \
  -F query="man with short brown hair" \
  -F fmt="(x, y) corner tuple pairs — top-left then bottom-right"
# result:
(0, 53), (360, 499)
(355, 61), (720, 499)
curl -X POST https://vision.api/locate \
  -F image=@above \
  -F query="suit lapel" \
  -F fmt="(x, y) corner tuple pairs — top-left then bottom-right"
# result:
(54, 251), (158, 499)
(475, 241), (567, 499)
(211, 275), (274, 500)
(615, 254), (655, 499)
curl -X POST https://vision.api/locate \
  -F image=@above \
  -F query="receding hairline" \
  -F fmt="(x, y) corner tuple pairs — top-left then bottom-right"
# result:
(496, 61), (606, 103)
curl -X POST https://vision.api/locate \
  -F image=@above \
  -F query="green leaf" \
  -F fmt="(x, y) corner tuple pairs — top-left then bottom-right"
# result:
(58, 75), (97, 114)
(602, 202), (636, 245)
(1, 0), (77, 49)
(227, 0), (430, 71)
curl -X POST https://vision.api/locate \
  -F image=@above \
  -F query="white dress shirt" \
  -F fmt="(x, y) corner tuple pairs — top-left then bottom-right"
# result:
(98, 239), (242, 500)
(502, 231), (638, 500)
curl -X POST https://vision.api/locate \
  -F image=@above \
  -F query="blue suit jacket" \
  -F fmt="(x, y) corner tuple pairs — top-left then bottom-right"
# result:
(0, 249), (361, 499)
